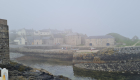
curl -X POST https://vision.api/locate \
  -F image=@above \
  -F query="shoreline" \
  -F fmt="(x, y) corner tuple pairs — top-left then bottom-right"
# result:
(6, 61), (71, 80)
(9, 52), (71, 80)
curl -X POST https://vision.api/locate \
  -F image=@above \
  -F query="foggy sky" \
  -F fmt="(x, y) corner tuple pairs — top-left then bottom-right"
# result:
(0, 0), (140, 38)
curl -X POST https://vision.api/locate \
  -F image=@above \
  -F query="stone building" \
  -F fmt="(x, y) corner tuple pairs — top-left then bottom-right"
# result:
(64, 29), (72, 34)
(37, 29), (52, 36)
(53, 34), (64, 45)
(80, 34), (87, 45)
(14, 37), (25, 45)
(17, 28), (34, 36)
(26, 36), (34, 45)
(86, 35), (114, 47)
(42, 37), (53, 45)
(0, 19), (9, 64)
(34, 36), (42, 45)
(132, 36), (139, 41)
(65, 33), (81, 46)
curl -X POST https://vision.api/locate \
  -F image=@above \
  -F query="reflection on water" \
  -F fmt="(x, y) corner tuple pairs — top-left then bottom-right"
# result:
(10, 53), (140, 80)
(15, 60), (96, 80)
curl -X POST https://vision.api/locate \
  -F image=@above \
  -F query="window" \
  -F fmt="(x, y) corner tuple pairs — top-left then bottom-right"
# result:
(89, 43), (92, 46)
(106, 43), (110, 46)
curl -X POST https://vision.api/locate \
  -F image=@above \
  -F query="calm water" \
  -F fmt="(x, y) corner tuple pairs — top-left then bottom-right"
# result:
(10, 52), (140, 80)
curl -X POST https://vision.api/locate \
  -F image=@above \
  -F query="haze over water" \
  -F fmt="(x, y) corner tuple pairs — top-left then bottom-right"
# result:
(1, 0), (140, 38)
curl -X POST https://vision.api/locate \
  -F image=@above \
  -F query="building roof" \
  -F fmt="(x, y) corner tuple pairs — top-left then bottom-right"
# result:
(25, 29), (34, 32)
(87, 35), (114, 39)
(15, 37), (24, 40)
(53, 34), (63, 38)
(17, 28), (34, 32)
(26, 36), (34, 41)
(66, 33), (79, 36)
(42, 37), (50, 39)
(34, 36), (42, 40)
(42, 37), (53, 40)
(39, 29), (50, 32)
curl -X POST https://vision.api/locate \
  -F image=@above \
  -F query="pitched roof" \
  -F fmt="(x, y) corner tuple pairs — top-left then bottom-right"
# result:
(25, 29), (34, 32)
(34, 36), (42, 40)
(26, 36), (34, 41)
(66, 33), (79, 36)
(53, 34), (63, 38)
(15, 37), (24, 40)
(39, 29), (50, 32)
(42, 37), (50, 39)
(87, 35), (114, 39)
(42, 37), (53, 40)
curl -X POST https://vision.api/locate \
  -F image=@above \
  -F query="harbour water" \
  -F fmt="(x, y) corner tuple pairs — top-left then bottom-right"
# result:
(10, 52), (140, 80)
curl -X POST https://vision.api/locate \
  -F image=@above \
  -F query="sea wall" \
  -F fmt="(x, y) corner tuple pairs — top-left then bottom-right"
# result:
(73, 46), (140, 73)
(114, 46), (140, 54)
(73, 46), (140, 63)
(23, 45), (105, 50)
(10, 48), (74, 60)
(73, 52), (97, 64)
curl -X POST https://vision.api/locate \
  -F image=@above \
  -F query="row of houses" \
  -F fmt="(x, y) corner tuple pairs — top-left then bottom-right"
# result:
(14, 28), (73, 36)
(65, 34), (115, 47)
(14, 32), (115, 47)
(14, 35), (63, 45)
(11, 28), (115, 47)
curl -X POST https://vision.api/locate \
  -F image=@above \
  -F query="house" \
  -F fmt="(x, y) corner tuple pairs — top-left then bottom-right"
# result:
(34, 31), (40, 35)
(42, 37), (53, 45)
(53, 34), (64, 45)
(14, 37), (25, 45)
(34, 36), (42, 45)
(79, 34), (87, 45)
(65, 33), (81, 46)
(64, 29), (73, 34)
(132, 36), (139, 41)
(50, 29), (63, 34)
(86, 35), (115, 47)
(38, 29), (52, 36)
(26, 36), (34, 45)
(17, 28), (34, 36)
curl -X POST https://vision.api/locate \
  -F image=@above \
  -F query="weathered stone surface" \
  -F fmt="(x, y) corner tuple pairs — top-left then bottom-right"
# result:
(0, 19), (9, 64)
(74, 61), (140, 73)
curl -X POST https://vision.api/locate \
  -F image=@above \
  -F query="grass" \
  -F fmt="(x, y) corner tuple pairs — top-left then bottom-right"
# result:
(107, 33), (139, 47)
(135, 42), (140, 46)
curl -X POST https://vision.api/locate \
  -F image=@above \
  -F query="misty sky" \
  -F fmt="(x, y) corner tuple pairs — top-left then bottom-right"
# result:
(0, 0), (140, 38)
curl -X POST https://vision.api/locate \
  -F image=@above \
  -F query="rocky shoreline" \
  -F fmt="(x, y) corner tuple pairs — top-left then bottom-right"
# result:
(2, 61), (71, 80)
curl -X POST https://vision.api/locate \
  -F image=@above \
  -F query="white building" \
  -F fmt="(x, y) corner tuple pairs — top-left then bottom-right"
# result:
(34, 29), (52, 36)
(17, 28), (34, 36)
(14, 37), (25, 45)
(17, 29), (26, 36)
(39, 29), (51, 36)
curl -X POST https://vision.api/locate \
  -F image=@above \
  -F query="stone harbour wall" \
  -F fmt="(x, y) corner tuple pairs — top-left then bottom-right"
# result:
(74, 46), (140, 73)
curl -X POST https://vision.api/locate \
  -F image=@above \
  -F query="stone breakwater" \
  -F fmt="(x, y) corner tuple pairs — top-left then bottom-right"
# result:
(73, 46), (140, 73)
(73, 46), (140, 64)
(107, 46), (140, 54)
(10, 48), (74, 60)
(74, 61), (140, 74)
(10, 46), (140, 73)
